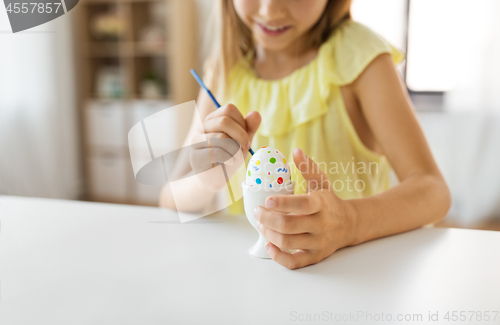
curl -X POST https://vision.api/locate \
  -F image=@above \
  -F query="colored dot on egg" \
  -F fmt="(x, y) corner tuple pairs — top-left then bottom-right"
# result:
(248, 171), (251, 176)
(276, 151), (278, 153)
(269, 157), (276, 164)
(256, 178), (262, 185)
(268, 172), (270, 175)
(268, 151), (270, 153)
(256, 160), (260, 165)
(283, 158), (287, 164)
(269, 184), (272, 188)
(260, 173), (262, 175)
(277, 177), (283, 185)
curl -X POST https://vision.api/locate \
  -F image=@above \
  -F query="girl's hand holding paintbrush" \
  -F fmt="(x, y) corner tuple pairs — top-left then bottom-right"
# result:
(189, 102), (261, 192)
(202, 103), (261, 154)
(187, 69), (261, 192)
(159, 90), (261, 210)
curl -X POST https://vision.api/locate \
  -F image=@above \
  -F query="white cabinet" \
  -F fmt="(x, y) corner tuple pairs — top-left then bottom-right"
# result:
(88, 153), (128, 202)
(85, 99), (178, 205)
(130, 99), (173, 129)
(86, 100), (126, 148)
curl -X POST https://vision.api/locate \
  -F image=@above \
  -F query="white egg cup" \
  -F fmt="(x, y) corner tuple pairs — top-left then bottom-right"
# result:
(241, 181), (295, 258)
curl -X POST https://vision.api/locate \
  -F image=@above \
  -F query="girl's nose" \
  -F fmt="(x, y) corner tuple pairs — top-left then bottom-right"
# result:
(259, 0), (287, 20)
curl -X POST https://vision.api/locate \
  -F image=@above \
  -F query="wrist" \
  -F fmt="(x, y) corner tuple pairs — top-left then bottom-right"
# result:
(344, 199), (362, 246)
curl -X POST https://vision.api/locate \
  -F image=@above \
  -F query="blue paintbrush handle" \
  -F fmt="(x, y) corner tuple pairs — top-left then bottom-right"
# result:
(190, 69), (255, 155)
(190, 69), (221, 108)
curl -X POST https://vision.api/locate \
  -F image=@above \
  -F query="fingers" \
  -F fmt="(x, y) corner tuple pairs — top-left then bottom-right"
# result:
(265, 193), (321, 214)
(257, 222), (316, 250)
(205, 132), (230, 139)
(203, 116), (250, 149)
(189, 147), (233, 173)
(190, 133), (231, 150)
(206, 104), (246, 130)
(204, 104), (260, 153)
(189, 136), (239, 161)
(254, 205), (318, 234)
(293, 148), (330, 191)
(265, 242), (321, 270)
(245, 111), (261, 141)
(207, 136), (240, 156)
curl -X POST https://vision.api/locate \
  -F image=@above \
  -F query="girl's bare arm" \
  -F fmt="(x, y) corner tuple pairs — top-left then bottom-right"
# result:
(347, 53), (451, 244)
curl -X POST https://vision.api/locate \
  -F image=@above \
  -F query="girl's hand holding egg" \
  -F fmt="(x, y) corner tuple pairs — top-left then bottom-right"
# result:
(253, 148), (358, 270)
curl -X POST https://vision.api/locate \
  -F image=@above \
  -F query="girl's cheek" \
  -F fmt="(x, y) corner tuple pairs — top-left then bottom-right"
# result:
(290, 0), (328, 30)
(233, 0), (259, 25)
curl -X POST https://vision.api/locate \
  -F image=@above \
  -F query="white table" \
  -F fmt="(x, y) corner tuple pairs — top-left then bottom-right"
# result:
(1, 196), (499, 325)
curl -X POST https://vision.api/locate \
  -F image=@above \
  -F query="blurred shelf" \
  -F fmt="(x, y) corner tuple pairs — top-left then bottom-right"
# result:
(133, 42), (167, 56)
(87, 97), (172, 102)
(127, 95), (172, 100)
(86, 41), (167, 57)
(86, 96), (173, 103)
(87, 41), (121, 56)
(75, 0), (198, 205)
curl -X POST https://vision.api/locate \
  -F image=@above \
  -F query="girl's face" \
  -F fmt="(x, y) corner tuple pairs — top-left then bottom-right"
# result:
(233, 0), (328, 52)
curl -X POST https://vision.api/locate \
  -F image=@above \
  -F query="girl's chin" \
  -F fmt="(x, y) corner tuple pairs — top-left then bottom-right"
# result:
(254, 38), (297, 53)
(253, 30), (302, 53)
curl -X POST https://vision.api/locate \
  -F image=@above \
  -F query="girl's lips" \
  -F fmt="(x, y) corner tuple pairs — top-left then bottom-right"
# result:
(256, 22), (292, 36)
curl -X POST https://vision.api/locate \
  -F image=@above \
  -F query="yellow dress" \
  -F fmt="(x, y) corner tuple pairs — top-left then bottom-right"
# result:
(225, 20), (405, 215)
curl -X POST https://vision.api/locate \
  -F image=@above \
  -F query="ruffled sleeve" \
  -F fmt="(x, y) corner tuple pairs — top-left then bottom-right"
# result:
(227, 20), (405, 138)
(318, 20), (405, 87)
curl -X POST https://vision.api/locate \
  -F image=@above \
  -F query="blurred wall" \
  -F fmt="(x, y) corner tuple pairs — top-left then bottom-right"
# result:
(0, 9), (82, 199)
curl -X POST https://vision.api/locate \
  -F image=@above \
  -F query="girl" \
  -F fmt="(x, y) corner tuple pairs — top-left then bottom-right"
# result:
(159, 0), (451, 269)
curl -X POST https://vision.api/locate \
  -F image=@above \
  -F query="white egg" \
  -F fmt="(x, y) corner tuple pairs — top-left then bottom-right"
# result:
(246, 147), (291, 188)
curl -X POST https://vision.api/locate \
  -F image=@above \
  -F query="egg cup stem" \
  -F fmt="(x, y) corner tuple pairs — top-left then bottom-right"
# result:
(241, 181), (295, 259)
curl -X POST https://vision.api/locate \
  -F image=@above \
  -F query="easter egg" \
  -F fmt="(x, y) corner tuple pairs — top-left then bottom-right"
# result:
(246, 147), (291, 188)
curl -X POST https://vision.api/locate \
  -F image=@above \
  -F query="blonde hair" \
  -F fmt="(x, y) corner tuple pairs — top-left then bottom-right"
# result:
(204, 0), (352, 99)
